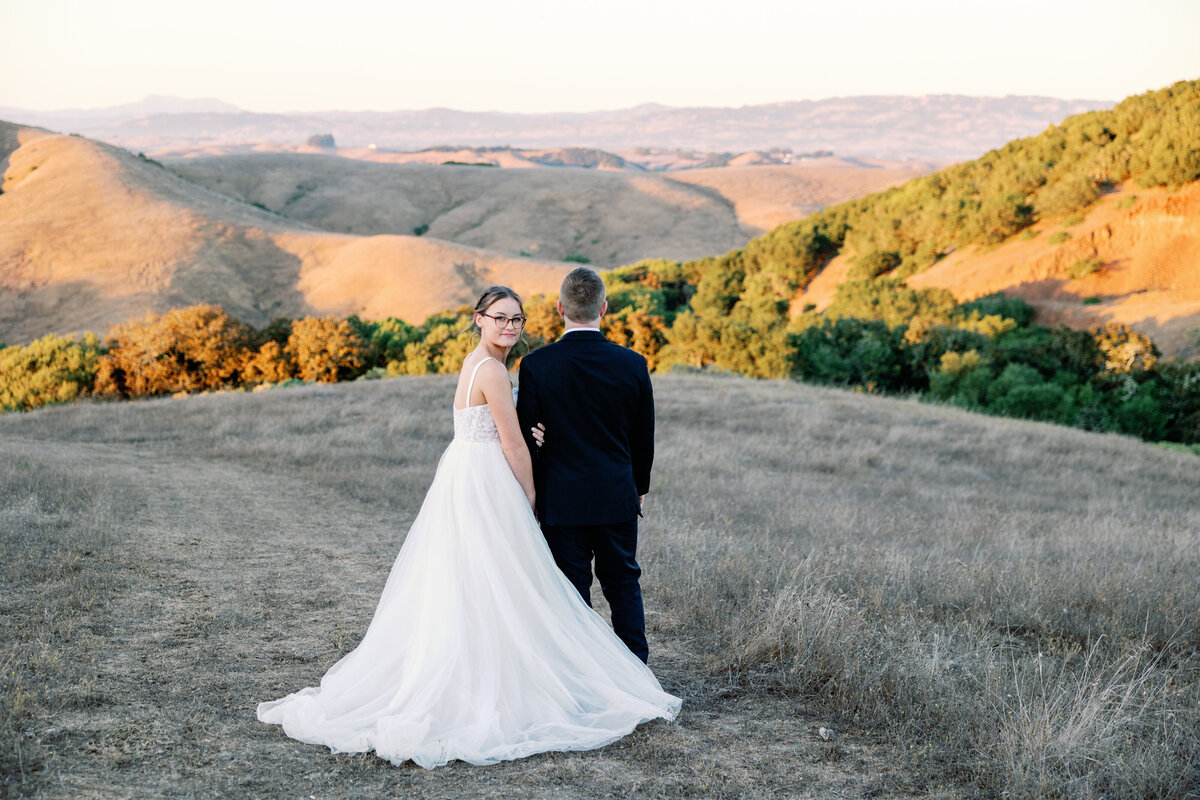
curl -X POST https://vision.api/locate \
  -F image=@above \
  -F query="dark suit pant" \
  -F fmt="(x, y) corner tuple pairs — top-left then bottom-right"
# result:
(541, 520), (649, 663)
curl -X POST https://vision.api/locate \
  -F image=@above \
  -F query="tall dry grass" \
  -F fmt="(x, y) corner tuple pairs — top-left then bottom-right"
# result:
(643, 376), (1200, 797)
(1, 373), (1197, 798)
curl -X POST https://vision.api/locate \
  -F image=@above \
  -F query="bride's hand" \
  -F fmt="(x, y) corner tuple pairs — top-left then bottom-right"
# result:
(531, 422), (546, 448)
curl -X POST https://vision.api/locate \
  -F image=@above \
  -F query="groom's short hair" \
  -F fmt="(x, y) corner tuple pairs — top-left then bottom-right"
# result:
(560, 267), (606, 322)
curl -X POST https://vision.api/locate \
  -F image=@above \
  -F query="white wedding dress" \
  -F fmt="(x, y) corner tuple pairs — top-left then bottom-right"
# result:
(257, 360), (681, 768)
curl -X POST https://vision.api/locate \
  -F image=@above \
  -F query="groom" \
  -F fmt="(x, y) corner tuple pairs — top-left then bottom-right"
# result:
(517, 267), (654, 663)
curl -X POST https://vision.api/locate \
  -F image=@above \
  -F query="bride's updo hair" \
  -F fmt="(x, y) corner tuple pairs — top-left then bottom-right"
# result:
(471, 286), (529, 359)
(473, 285), (524, 325)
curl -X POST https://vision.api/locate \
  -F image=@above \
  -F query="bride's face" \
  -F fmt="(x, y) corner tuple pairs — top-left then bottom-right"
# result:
(476, 297), (525, 350)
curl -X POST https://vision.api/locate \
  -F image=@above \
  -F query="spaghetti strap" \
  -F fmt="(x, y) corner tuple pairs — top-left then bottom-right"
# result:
(464, 357), (499, 408)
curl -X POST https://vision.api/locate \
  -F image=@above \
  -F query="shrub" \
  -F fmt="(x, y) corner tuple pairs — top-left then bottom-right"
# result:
(1067, 257), (1103, 279)
(847, 250), (901, 282)
(1150, 360), (1200, 442)
(1116, 195), (1139, 209)
(714, 321), (791, 379)
(905, 325), (992, 384)
(658, 311), (723, 372)
(399, 310), (476, 375)
(956, 293), (1035, 327)
(0, 334), (104, 411)
(392, 341), (435, 376)
(985, 363), (1071, 422)
(521, 297), (565, 348)
(825, 279), (958, 330)
(564, 253), (591, 264)
(242, 341), (294, 385)
(94, 305), (255, 398)
(348, 316), (421, 369)
(1093, 323), (1159, 373)
(284, 317), (367, 383)
(601, 309), (668, 371)
(1048, 231), (1071, 244)
(1115, 383), (1167, 440)
(1036, 176), (1098, 218)
(928, 349), (993, 408)
(1063, 215), (1086, 227)
(788, 318), (909, 392)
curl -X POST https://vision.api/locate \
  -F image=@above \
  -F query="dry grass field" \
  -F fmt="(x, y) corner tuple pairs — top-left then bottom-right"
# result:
(2, 375), (1199, 799)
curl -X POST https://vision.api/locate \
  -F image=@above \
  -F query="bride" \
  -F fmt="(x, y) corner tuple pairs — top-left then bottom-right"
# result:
(257, 286), (681, 769)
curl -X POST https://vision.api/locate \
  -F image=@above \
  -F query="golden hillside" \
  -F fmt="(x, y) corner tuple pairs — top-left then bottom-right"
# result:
(667, 159), (929, 232)
(166, 153), (752, 264)
(0, 122), (573, 344)
(795, 184), (1200, 355)
(0, 120), (926, 345)
(167, 148), (924, 244)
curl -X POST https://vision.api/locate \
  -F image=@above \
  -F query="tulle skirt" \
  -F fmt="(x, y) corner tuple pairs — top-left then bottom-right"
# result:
(257, 437), (681, 768)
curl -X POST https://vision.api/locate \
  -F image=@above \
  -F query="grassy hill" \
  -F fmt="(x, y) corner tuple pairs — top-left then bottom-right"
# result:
(164, 151), (922, 260)
(0, 121), (574, 345)
(2, 374), (1197, 798)
(0, 121), (917, 346)
(164, 152), (753, 265)
(674, 79), (1200, 356)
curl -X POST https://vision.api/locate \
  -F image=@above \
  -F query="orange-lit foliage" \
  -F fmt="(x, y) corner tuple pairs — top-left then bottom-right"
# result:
(522, 297), (564, 347)
(285, 317), (366, 383)
(601, 309), (668, 371)
(1093, 323), (1159, 373)
(94, 305), (254, 398)
(243, 341), (295, 385)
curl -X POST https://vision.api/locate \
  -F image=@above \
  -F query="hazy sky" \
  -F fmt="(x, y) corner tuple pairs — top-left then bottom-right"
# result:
(4, 0), (1198, 112)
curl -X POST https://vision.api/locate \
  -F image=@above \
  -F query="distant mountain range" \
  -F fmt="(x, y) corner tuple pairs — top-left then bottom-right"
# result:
(0, 94), (1114, 163)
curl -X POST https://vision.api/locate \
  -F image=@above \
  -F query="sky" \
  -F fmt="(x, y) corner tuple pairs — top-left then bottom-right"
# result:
(3, 0), (1198, 113)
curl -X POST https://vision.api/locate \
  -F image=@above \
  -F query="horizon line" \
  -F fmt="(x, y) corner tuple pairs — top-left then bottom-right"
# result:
(0, 91), (1121, 117)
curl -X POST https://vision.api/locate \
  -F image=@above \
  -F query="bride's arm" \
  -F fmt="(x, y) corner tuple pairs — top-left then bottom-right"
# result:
(477, 361), (536, 509)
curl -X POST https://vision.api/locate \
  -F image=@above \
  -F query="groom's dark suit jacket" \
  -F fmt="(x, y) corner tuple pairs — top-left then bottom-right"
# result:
(517, 330), (654, 526)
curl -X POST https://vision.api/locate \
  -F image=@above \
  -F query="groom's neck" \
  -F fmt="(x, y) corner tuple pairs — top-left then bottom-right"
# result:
(562, 317), (601, 331)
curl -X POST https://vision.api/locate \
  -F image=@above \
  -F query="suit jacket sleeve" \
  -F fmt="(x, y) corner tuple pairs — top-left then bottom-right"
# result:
(631, 359), (654, 496)
(516, 357), (540, 459)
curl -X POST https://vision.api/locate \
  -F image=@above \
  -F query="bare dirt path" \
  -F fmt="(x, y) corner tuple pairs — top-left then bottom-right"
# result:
(2, 380), (903, 799)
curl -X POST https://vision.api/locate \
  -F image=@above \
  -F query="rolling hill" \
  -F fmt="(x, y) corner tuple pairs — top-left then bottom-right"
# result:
(0, 121), (574, 344)
(163, 152), (754, 264)
(795, 183), (1200, 355)
(675, 79), (1200, 359)
(0, 120), (921, 345)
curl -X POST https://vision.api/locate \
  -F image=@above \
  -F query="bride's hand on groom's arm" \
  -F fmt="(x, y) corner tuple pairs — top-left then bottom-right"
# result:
(531, 423), (545, 448)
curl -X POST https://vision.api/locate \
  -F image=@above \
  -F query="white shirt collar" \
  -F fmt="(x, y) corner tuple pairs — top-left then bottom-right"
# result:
(562, 326), (601, 335)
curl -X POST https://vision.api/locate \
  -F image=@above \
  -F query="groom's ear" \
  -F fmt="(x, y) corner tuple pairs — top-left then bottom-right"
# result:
(556, 299), (565, 317)
(600, 300), (608, 317)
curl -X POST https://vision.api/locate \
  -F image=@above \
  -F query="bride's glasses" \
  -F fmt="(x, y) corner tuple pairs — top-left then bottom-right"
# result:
(480, 312), (527, 330)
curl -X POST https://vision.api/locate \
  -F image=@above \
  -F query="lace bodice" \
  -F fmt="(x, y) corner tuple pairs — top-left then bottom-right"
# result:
(453, 358), (517, 443)
(454, 403), (498, 443)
